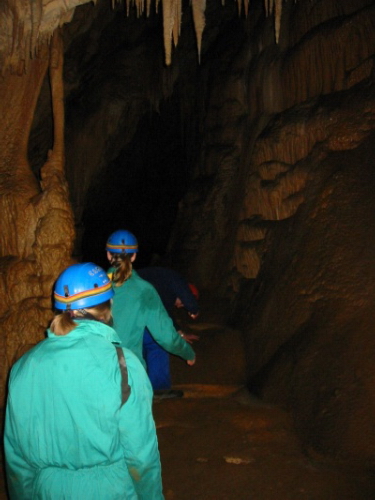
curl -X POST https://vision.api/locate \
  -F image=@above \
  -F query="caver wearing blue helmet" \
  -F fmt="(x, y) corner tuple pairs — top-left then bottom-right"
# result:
(106, 229), (196, 383)
(54, 262), (114, 311)
(4, 262), (164, 500)
(106, 229), (139, 255)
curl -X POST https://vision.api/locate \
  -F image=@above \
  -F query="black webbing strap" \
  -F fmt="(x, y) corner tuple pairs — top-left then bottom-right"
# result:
(115, 346), (131, 407)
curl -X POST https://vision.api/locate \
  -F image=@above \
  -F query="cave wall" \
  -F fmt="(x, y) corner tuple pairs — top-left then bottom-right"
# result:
(0, 32), (75, 405)
(170, 0), (375, 289)
(239, 91), (375, 461)
(169, 0), (375, 462)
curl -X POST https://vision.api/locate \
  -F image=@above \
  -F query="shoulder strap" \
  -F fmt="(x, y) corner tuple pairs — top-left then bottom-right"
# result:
(115, 346), (131, 407)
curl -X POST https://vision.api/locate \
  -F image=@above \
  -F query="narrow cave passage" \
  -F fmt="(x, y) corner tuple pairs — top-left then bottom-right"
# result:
(81, 97), (192, 269)
(59, 0), (245, 271)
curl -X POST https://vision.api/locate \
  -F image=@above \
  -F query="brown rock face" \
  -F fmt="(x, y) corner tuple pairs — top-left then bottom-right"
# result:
(238, 101), (375, 462)
(168, 0), (375, 463)
(0, 33), (74, 405)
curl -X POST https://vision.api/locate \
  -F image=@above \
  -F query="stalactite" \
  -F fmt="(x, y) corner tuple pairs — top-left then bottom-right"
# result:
(162, 0), (174, 65)
(191, 0), (206, 64)
(172, 0), (182, 48)
(136, 0), (144, 17)
(265, 0), (282, 43)
(1, 0), (290, 72)
(238, 0), (250, 18)
(146, 0), (152, 17)
(244, 0), (249, 18)
(274, 0), (281, 42)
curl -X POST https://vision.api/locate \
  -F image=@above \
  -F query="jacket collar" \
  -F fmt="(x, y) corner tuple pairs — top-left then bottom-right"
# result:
(47, 319), (122, 344)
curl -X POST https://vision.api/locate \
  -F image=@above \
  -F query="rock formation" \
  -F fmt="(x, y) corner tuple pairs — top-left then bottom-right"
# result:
(0, 30), (74, 405)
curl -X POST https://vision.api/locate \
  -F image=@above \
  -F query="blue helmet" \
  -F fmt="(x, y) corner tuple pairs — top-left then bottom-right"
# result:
(54, 263), (114, 310)
(106, 229), (138, 254)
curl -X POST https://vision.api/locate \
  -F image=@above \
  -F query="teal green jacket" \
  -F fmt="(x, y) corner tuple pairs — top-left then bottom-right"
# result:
(4, 320), (164, 500)
(110, 270), (195, 367)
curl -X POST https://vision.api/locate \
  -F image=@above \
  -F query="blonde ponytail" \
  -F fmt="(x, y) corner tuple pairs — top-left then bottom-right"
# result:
(50, 301), (112, 335)
(110, 253), (133, 286)
(50, 312), (77, 336)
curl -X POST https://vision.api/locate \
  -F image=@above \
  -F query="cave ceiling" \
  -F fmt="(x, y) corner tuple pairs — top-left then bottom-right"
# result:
(1, 0), (284, 74)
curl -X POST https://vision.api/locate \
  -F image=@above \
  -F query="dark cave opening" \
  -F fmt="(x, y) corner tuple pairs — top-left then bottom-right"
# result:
(58, 0), (246, 271)
(81, 95), (192, 269)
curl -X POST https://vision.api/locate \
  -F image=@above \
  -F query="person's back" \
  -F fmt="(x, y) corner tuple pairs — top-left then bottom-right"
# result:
(111, 269), (194, 366)
(106, 230), (196, 369)
(4, 263), (164, 500)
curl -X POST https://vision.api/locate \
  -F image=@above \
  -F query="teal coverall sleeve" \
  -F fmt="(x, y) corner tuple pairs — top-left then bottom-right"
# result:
(119, 349), (164, 500)
(144, 287), (195, 362)
(4, 391), (35, 499)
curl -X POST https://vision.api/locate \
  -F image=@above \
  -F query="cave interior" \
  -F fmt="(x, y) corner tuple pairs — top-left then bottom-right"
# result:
(2, 0), (375, 491)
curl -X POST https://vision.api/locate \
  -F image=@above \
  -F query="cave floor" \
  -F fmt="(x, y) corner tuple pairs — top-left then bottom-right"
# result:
(153, 298), (375, 500)
(0, 300), (374, 499)
(153, 387), (374, 500)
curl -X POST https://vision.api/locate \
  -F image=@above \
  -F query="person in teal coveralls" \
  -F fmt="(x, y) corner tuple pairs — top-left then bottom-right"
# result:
(4, 262), (164, 500)
(106, 229), (196, 371)
(138, 267), (200, 395)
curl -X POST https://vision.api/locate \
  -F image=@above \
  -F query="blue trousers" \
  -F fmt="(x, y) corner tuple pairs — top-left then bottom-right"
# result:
(143, 330), (171, 390)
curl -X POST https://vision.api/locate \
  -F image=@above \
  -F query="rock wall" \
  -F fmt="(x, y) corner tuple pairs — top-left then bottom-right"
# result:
(239, 89), (375, 461)
(170, 0), (375, 462)
(0, 32), (75, 405)
(171, 0), (375, 288)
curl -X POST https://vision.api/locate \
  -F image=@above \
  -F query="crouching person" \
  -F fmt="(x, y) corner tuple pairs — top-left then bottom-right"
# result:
(4, 263), (164, 500)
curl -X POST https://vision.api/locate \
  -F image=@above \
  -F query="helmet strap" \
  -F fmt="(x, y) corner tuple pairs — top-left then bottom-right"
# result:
(76, 309), (97, 321)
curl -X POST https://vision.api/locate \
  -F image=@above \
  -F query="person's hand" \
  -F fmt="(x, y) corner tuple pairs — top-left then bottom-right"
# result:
(187, 357), (196, 366)
(188, 312), (199, 320)
(179, 331), (200, 344)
